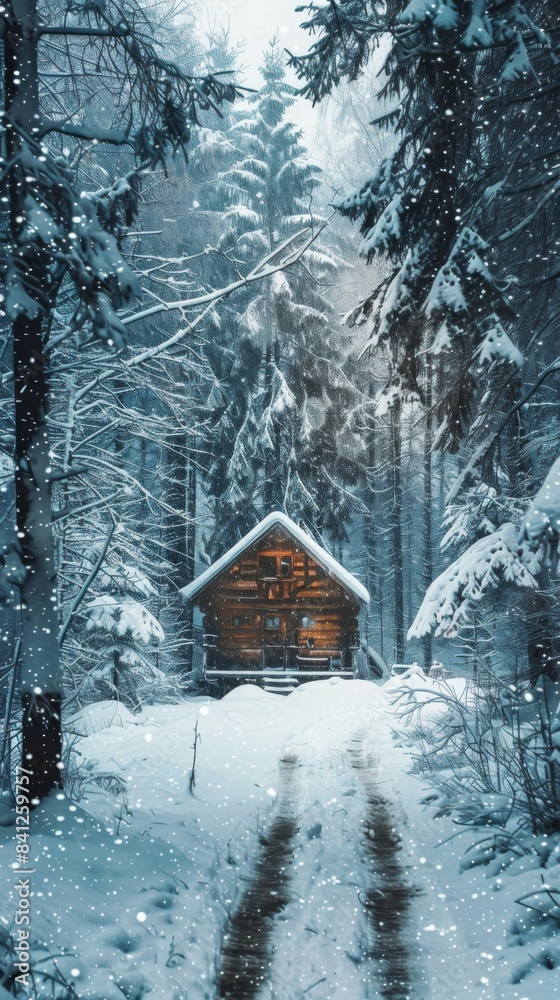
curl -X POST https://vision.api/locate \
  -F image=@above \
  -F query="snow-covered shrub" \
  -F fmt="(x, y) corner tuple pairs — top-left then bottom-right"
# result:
(66, 553), (175, 712)
(393, 674), (560, 849)
(0, 917), (85, 998)
(0, 923), (18, 997)
(62, 731), (128, 803)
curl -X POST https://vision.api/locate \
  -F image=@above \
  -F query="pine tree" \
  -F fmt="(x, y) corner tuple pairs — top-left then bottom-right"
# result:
(81, 557), (166, 711)
(197, 41), (354, 559)
(290, 0), (559, 673)
(0, 0), (241, 801)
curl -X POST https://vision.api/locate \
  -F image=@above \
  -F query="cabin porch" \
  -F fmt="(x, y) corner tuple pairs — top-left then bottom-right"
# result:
(203, 634), (357, 681)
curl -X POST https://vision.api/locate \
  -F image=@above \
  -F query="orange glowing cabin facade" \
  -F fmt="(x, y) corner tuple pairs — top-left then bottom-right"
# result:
(181, 512), (369, 687)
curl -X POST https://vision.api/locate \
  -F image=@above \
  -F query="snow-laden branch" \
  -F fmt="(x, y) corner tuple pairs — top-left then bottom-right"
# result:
(58, 522), (116, 648)
(445, 435), (498, 507)
(44, 222), (326, 359)
(120, 223), (328, 327)
(66, 224), (327, 422)
(446, 357), (560, 505)
(39, 121), (130, 144)
(520, 455), (560, 547)
(408, 523), (541, 640)
(83, 455), (199, 518)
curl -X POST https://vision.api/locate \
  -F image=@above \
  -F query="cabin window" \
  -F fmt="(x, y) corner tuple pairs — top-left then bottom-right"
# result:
(233, 614), (252, 628)
(280, 555), (292, 577)
(259, 554), (293, 578)
(265, 614), (281, 629)
(301, 615), (314, 628)
(259, 555), (277, 579)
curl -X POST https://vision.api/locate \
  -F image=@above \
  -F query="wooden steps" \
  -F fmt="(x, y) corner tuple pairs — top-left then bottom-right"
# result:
(262, 675), (299, 696)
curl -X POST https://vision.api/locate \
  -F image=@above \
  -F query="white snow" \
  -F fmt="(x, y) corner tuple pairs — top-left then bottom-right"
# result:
(398, 0), (440, 25)
(432, 1), (458, 30)
(427, 257), (468, 315)
(521, 455), (560, 545)
(408, 523), (540, 638)
(2, 680), (560, 997)
(269, 364), (297, 417)
(427, 228), (496, 320)
(0, 529), (26, 604)
(499, 32), (532, 83)
(357, 249), (418, 356)
(97, 564), (157, 599)
(374, 381), (402, 417)
(361, 191), (403, 255)
(476, 317), (524, 368)
(23, 195), (59, 244)
(462, 12), (493, 48)
(224, 204), (261, 228)
(181, 510), (370, 604)
(86, 595), (164, 644)
(431, 318), (452, 354)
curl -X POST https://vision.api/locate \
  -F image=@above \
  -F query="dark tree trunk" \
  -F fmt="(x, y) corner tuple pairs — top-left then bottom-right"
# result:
(364, 407), (384, 662)
(273, 334), (282, 503)
(422, 356), (434, 672)
(14, 315), (62, 800)
(184, 439), (197, 671)
(13, 313), (62, 802)
(112, 650), (119, 698)
(263, 341), (274, 512)
(164, 431), (197, 676)
(165, 433), (188, 568)
(390, 400), (405, 663)
(5, 0), (62, 802)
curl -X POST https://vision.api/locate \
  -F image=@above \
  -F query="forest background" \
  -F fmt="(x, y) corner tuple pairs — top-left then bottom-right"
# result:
(0, 0), (559, 812)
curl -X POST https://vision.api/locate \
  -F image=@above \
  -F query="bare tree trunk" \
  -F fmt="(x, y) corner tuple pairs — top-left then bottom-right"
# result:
(164, 430), (197, 677)
(364, 408), (384, 661)
(5, 0), (63, 802)
(263, 340), (274, 512)
(422, 356), (434, 671)
(185, 435), (197, 672)
(112, 649), (120, 699)
(16, 313), (62, 802)
(390, 400), (405, 663)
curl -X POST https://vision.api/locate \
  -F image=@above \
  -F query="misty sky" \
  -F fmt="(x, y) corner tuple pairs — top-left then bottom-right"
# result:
(200, 0), (320, 136)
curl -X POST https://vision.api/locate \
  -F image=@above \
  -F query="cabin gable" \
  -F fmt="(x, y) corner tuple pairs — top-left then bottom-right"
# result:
(199, 526), (359, 611)
(183, 512), (368, 684)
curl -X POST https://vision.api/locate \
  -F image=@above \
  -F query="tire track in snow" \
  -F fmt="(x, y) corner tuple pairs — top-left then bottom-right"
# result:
(215, 704), (421, 1000)
(347, 733), (421, 1000)
(249, 717), (421, 999)
(216, 751), (300, 999)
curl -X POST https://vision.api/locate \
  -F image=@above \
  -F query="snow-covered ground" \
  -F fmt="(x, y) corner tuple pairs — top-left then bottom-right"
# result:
(1, 678), (559, 999)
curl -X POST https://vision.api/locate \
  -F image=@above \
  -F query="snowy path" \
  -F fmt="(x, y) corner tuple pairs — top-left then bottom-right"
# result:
(217, 751), (300, 998)
(215, 696), (425, 1000)
(2, 680), (560, 998)
(347, 732), (419, 1000)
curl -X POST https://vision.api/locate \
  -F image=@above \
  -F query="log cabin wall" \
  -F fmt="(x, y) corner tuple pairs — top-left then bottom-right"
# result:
(197, 526), (360, 672)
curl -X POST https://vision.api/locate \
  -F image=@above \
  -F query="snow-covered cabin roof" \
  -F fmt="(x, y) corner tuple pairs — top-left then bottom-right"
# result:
(181, 511), (369, 604)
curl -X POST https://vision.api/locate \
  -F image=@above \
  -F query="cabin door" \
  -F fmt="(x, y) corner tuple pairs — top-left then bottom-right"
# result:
(262, 611), (296, 670)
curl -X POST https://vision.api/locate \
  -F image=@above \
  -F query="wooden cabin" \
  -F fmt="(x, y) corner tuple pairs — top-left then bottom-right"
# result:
(181, 512), (369, 689)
